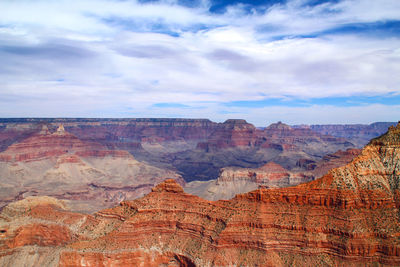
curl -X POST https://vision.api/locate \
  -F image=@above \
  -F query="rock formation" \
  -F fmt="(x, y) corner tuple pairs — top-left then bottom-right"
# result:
(0, 119), (367, 182)
(0, 125), (183, 212)
(218, 161), (312, 186)
(197, 119), (258, 150)
(258, 121), (355, 169)
(0, 119), (384, 208)
(185, 148), (361, 201)
(1, 122), (400, 266)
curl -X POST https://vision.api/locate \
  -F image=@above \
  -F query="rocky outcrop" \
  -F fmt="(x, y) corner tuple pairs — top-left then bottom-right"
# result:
(1, 123), (400, 266)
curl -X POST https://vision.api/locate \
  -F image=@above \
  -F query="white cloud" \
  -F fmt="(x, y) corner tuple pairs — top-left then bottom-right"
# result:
(0, 0), (399, 122)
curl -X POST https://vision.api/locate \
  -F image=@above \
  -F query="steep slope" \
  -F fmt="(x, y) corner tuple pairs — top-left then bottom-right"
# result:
(0, 125), (183, 212)
(1, 122), (400, 266)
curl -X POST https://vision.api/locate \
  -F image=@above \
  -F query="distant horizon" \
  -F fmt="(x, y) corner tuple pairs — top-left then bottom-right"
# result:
(0, 117), (396, 128)
(1, 0), (399, 123)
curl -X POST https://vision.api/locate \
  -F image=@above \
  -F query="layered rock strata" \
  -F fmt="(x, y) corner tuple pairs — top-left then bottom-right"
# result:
(185, 149), (361, 201)
(217, 162), (311, 186)
(1, 123), (400, 266)
(0, 125), (183, 212)
(299, 148), (362, 178)
(0, 119), (365, 181)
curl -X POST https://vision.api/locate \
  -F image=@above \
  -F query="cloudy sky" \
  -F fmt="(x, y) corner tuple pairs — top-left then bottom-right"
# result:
(0, 0), (399, 125)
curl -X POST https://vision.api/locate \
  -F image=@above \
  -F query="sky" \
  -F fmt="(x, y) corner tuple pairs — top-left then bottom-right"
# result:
(0, 0), (399, 126)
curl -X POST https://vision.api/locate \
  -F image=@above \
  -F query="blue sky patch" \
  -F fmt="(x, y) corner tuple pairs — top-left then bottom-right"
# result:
(153, 103), (192, 108)
(320, 20), (400, 38)
(264, 20), (400, 41)
(224, 94), (400, 108)
(102, 17), (181, 37)
(209, 0), (284, 13)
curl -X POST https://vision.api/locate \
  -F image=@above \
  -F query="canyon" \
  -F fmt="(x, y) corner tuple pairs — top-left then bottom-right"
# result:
(0, 121), (399, 266)
(0, 118), (393, 212)
(1, 119), (388, 182)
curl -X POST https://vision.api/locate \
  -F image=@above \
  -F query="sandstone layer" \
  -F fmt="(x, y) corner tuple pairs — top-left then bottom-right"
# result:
(1, 122), (400, 266)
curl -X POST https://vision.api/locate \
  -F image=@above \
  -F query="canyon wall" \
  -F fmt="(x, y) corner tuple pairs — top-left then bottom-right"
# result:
(294, 122), (397, 146)
(184, 149), (361, 201)
(0, 119), (364, 182)
(0, 125), (183, 213)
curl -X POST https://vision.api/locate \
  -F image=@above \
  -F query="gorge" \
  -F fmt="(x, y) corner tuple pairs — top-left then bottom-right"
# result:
(0, 120), (399, 266)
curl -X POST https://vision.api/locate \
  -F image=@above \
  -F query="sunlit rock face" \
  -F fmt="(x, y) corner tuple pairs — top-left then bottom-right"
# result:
(1, 123), (400, 266)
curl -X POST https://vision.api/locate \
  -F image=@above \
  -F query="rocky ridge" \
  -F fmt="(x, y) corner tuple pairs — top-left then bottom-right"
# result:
(0, 122), (400, 266)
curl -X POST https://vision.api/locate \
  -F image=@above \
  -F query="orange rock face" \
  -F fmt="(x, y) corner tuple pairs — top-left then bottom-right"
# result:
(59, 251), (196, 267)
(7, 224), (72, 248)
(1, 122), (400, 266)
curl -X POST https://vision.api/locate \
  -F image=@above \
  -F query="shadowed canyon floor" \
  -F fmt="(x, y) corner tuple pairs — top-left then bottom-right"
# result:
(0, 122), (400, 266)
